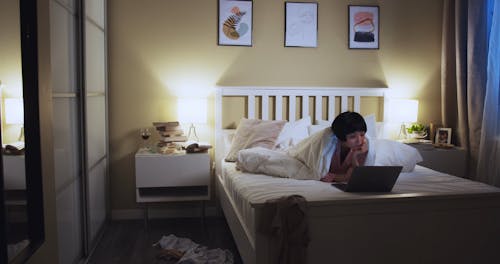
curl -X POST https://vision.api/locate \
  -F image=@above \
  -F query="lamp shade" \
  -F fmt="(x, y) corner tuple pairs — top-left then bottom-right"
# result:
(178, 98), (207, 124)
(389, 99), (418, 123)
(5, 98), (24, 125)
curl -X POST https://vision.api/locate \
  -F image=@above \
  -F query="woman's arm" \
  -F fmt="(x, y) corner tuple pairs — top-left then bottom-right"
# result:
(320, 167), (354, 183)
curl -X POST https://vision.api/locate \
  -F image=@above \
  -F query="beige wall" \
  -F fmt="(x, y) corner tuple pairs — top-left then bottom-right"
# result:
(108, 0), (443, 211)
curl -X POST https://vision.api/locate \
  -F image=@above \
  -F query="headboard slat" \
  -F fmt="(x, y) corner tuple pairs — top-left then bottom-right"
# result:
(248, 95), (255, 119)
(302, 96), (309, 119)
(289, 96), (296, 121)
(354, 96), (361, 113)
(262, 95), (269, 120)
(275, 96), (283, 120)
(315, 96), (322, 121)
(341, 96), (348, 112)
(328, 96), (335, 122)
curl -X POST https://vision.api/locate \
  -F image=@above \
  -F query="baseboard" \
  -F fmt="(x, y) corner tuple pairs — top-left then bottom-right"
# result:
(111, 205), (220, 220)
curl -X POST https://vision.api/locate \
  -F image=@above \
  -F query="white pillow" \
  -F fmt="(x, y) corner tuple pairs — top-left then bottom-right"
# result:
(225, 118), (286, 162)
(364, 114), (377, 139)
(274, 116), (311, 150)
(373, 139), (423, 172)
(222, 129), (236, 157)
(308, 124), (329, 135)
(308, 119), (330, 136)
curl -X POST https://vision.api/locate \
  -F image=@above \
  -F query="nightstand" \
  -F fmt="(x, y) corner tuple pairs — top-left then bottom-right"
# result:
(409, 143), (467, 177)
(135, 149), (210, 227)
(3, 155), (26, 190)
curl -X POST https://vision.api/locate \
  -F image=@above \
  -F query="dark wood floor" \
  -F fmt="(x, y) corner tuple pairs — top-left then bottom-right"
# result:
(88, 217), (243, 264)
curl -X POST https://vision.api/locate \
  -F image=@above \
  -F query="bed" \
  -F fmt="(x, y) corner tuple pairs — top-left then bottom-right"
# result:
(214, 86), (500, 264)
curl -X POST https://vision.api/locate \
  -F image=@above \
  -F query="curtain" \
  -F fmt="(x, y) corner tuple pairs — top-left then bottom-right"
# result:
(477, 0), (500, 186)
(441, 0), (489, 179)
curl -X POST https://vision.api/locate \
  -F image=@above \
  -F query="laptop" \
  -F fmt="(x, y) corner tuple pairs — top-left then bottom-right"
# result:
(331, 166), (403, 192)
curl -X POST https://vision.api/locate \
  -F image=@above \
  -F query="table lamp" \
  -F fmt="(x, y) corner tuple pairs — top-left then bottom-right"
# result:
(178, 98), (207, 142)
(4, 97), (25, 141)
(388, 99), (418, 140)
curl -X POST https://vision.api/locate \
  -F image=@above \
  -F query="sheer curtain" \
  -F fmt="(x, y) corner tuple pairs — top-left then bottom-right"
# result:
(477, 0), (500, 186)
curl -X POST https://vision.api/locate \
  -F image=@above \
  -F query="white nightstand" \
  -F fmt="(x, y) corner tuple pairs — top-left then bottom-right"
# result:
(135, 149), (210, 226)
(409, 143), (467, 177)
(3, 155), (26, 190)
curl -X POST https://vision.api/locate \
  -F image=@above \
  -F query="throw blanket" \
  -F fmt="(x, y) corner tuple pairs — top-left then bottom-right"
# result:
(237, 128), (376, 180)
(257, 195), (309, 264)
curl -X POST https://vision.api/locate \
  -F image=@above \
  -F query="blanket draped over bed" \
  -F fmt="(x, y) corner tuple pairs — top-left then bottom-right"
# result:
(236, 128), (376, 180)
(257, 195), (309, 264)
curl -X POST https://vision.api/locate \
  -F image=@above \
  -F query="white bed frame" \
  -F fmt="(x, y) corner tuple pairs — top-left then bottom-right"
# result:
(214, 86), (500, 264)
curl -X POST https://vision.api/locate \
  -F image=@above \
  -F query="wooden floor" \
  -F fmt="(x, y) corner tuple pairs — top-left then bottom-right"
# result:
(88, 217), (243, 264)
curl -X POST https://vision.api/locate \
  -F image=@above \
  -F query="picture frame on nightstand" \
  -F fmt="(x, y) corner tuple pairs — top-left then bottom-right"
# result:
(435, 128), (452, 145)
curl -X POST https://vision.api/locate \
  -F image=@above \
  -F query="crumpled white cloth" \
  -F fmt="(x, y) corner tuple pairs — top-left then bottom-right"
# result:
(155, 234), (234, 264)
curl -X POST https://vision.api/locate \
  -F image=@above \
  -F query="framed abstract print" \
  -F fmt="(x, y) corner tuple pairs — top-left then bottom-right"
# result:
(348, 5), (379, 49)
(218, 0), (253, 46)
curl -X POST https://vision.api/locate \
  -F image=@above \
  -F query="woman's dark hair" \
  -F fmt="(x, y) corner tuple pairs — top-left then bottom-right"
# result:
(331, 111), (367, 141)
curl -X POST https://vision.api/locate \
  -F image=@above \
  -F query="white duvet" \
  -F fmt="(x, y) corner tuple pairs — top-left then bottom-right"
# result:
(236, 128), (422, 180)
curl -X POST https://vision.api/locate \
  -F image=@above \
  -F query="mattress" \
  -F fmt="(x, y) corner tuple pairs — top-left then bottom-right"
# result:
(220, 161), (499, 246)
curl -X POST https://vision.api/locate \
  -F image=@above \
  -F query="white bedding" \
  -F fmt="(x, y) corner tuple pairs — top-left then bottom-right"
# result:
(220, 161), (499, 246)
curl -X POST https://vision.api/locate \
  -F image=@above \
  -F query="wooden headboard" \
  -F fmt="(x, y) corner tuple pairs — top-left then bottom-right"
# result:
(214, 86), (389, 171)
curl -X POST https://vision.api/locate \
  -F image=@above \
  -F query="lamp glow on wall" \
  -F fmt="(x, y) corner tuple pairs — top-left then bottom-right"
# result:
(178, 98), (207, 142)
(4, 97), (25, 141)
(388, 99), (418, 140)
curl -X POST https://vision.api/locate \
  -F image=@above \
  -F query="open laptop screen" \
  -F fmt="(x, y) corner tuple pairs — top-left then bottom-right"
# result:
(332, 166), (403, 192)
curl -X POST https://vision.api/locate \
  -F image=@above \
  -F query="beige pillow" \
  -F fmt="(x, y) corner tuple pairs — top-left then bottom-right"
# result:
(225, 118), (286, 162)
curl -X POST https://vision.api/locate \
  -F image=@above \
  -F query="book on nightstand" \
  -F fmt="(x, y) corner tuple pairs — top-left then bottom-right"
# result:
(153, 121), (188, 143)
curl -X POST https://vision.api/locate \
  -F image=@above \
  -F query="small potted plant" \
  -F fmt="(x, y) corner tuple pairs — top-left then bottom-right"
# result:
(406, 123), (427, 139)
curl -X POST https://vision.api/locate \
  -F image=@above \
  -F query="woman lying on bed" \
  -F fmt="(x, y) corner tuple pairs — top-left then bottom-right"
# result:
(236, 112), (419, 180)
(320, 111), (370, 183)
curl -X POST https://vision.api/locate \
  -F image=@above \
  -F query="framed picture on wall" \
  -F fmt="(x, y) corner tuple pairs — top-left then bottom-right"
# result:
(284, 2), (318, 47)
(218, 0), (253, 46)
(435, 128), (452, 145)
(348, 5), (379, 49)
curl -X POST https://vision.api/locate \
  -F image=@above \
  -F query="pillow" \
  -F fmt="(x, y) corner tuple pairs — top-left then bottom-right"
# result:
(308, 119), (330, 136)
(373, 139), (423, 172)
(364, 114), (377, 139)
(222, 129), (236, 157)
(225, 118), (286, 162)
(308, 124), (329, 135)
(274, 116), (311, 150)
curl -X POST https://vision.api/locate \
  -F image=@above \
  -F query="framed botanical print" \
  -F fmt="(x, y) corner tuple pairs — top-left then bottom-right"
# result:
(348, 5), (379, 49)
(218, 0), (253, 46)
(284, 2), (318, 47)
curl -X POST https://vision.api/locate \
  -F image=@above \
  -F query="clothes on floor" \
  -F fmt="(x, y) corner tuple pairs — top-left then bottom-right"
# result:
(155, 234), (234, 264)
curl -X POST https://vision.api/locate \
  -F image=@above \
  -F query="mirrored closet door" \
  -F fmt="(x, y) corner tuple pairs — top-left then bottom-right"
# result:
(1, 0), (45, 263)
(0, 1), (29, 261)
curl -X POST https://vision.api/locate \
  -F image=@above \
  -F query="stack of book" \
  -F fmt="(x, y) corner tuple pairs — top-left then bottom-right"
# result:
(153, 121), (187, 143)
